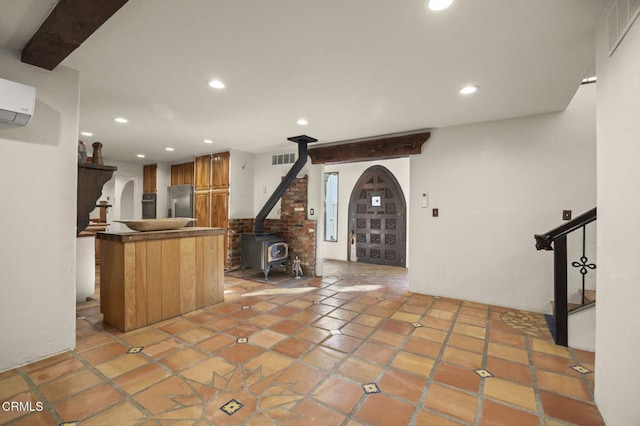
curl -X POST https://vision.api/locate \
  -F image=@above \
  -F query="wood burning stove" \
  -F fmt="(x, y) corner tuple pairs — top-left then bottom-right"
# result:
(241, 135), (317, 281)
(241, 233), (288, 281)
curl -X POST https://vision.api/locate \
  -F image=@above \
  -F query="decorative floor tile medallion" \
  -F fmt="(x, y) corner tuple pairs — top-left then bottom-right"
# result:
(220, 399), (244, 416)
(330, 329), (342, 335)
(499, 311), (548, 337)
(236, 337), (248, 344)
(59, 422), (80, 426)
(242, 305), (252, 310)
(377, 297), (385, 301)
(412, 322), (424, 328)
(362, 383), (381, 394)
(473, 369), (495, 378)
(570, 365), (592, 374)
(127, 346), (143, 354)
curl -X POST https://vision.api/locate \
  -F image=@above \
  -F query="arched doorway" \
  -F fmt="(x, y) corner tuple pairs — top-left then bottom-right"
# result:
(348, 165), (406, 267)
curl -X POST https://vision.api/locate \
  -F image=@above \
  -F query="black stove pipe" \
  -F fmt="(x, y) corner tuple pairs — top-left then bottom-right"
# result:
(254, 135), (318, 234)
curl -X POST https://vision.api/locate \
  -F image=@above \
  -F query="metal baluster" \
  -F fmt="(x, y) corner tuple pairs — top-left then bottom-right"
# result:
(571, 225), (596, 306)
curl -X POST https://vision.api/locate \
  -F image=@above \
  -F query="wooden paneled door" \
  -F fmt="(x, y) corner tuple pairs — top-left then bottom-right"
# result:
(143, 164), (157, 193)
(348, 165), (406, 267)
(194, 155), (211, 191)
(194, 192), (211, 228)
(212, 152), (230, 189)
(211, 191), (229, 263)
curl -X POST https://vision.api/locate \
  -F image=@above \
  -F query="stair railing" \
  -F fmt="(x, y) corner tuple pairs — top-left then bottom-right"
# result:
(534, 207), (597, 346)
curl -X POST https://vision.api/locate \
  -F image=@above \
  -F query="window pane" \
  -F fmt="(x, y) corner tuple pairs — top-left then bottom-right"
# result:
(324, 172), (339, 241)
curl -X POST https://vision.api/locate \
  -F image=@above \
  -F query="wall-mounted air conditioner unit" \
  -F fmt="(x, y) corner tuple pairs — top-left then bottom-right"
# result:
(0, 77), (36, 125)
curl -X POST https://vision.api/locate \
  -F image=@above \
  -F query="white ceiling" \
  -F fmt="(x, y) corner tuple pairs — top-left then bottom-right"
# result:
(1, 0), (606, 163)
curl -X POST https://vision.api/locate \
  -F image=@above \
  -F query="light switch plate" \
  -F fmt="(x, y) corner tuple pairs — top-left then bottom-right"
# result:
(563, 210), (572, 220)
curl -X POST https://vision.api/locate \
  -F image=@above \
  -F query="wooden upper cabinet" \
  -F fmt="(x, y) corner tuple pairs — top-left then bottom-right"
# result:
(182, 162), (194, 185)
(212, 151), (230, 190)
(143, 164), (157, 193)
(194, 155), (211, 191)
(171, 162), (194, 186)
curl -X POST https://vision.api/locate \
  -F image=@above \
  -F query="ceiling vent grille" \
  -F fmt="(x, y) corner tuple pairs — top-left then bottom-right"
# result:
(272, 152), (296, 165)
(608, 0), (640, 55)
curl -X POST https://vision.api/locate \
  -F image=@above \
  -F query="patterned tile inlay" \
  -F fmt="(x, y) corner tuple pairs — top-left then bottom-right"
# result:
(330, 329), (343, 335)
(570, 365), (593, 374)
(474, 369), (495, 378)
(127, 346), (143, 354)
(60, 422), (80, 426)
(236, 337), (248, 344)
(220, 399), (244, 416)
(412, 322), (424, 328)
(242, 305), (252, 310)
(362, 383), (381, 394)
(377, 297), (385, 301)
(499, 311), (548, 337)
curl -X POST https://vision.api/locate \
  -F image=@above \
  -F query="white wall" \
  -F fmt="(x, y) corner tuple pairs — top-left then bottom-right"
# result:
(229, 149), (254, 218)
(594, 11), (640, 425)
(100, 159), (144, 232)
(0, 48), (79, 371)
(322, 158), (410, 264)
(156, 162), (171, 217)
(409, 84), (596, 313)
(253, 151), (315, 218)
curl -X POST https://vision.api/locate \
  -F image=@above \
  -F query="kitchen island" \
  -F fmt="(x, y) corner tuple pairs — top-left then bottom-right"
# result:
(97, 227), (225, 331)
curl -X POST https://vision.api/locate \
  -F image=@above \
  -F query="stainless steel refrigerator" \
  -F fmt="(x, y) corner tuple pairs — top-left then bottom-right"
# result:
(167, 185), (194, 219)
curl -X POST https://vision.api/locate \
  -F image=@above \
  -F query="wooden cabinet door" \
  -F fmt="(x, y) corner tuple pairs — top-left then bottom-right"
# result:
(182, 162), (194, 185)
(171, 162), (195, 186)
(194, 155), (211, 191)
(211, 191), (229, 266)
(171, 164), (183, 185)
(210, 191), (228, 229)
(143, 164), (157, 193)
(212, 151), (230, 189)
(194, 192), (211, 227)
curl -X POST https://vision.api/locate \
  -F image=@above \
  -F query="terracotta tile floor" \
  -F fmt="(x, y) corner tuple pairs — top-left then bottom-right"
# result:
(0, 260), (604, 425)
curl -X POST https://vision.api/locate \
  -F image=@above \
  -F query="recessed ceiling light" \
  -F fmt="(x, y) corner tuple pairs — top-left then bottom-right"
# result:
(204, 139), (213, 144)
(165, 147), (175, 152)
(427, 0), (454, 11)
(137, 154), (145, 158)
(297, 118), (308, 126)
(459, 85), (479, 95)
(80, 131), (93, 137)
(208, 80), (225, 89)
(114, 117), (128, 123)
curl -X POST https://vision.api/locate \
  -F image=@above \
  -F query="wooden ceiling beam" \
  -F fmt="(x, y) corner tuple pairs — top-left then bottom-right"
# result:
(308, 131), (431, 165)
(21, 0), (130, 70)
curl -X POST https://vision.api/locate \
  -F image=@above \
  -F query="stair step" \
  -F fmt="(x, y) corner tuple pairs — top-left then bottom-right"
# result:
(550, 300), (595, 314)
(581, 289), (596, 304)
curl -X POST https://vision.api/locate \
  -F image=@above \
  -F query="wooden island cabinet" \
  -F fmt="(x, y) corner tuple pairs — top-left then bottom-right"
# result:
(97, 227), (225, 331)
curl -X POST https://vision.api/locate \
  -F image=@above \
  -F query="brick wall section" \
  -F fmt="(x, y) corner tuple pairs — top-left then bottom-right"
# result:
(227, 176), (317, 275)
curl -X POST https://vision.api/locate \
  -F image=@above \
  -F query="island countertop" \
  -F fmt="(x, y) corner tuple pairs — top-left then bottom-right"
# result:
(97, 226), (224, 243)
